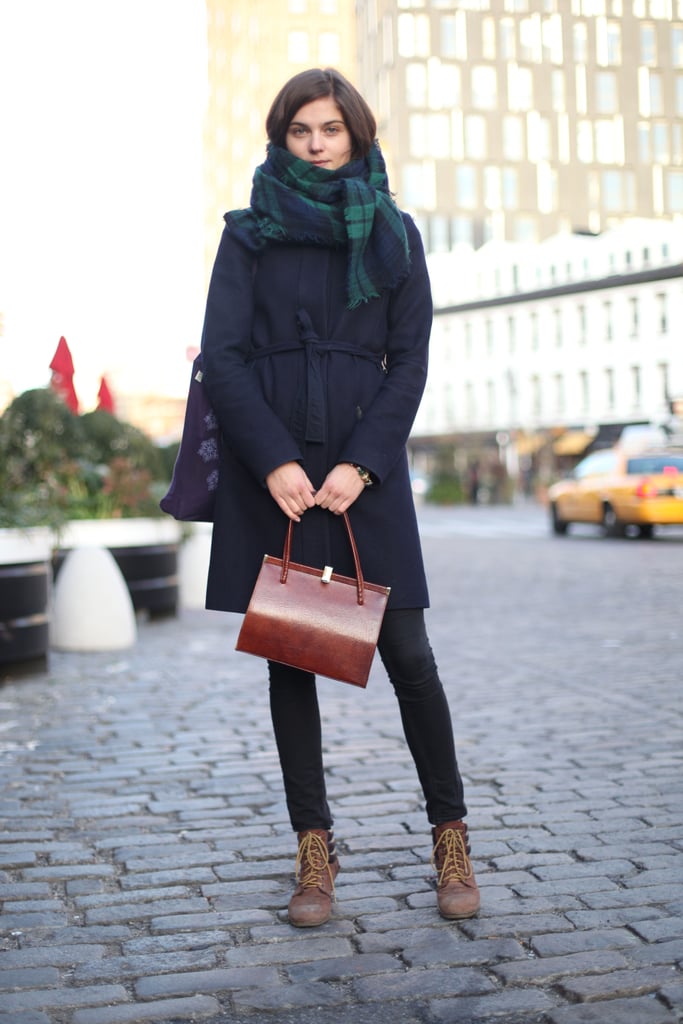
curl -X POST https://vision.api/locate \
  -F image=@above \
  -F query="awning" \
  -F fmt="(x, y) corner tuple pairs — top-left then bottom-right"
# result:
(553, 430), (596, 456)
(515, 434), (546, 456)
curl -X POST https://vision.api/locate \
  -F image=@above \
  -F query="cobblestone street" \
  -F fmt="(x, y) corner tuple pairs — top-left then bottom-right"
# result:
(1, 504), (682, 1024)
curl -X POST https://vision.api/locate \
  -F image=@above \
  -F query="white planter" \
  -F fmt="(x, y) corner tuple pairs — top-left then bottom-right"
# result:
(55, 517), (182, 618)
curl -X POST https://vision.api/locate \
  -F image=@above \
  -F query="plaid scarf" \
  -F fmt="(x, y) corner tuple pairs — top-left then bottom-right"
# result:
(226, 141), (410, 309)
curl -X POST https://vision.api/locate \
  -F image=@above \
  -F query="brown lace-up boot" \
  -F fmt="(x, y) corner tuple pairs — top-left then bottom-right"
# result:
(287, 829), (339, 928)
(431, 820), (480, 920)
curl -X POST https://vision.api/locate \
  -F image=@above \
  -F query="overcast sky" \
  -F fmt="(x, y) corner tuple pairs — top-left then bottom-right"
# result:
(0, 0), (208, 407)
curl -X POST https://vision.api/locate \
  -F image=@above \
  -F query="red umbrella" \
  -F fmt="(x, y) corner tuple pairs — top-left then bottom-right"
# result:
(97, 375), (115, 415)
(49, 336), (79, 413)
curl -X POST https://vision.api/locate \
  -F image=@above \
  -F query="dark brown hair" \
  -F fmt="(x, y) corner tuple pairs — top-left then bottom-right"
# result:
(265, 68), (376, 159)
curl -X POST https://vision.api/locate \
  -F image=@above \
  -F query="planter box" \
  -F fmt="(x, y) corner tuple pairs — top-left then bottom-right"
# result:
(54, 518), (182, 618)
(0, 528), (53, 673)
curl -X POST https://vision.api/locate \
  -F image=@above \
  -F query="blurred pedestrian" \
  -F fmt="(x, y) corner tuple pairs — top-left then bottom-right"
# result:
(200, 68), (479, 928)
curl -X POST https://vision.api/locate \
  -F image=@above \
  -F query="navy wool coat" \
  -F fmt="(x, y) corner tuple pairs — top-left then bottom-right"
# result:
(201, 213), (433, 614)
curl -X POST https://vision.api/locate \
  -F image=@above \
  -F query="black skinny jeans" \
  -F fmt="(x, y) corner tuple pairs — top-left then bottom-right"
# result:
(268, 607), (467, 832)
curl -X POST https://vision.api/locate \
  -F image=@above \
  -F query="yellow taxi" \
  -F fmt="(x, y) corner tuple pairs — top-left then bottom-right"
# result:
(548, 447), (683, 538)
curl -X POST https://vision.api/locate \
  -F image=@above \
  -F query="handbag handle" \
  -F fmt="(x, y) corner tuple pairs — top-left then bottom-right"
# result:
(280, 511), (366, 605)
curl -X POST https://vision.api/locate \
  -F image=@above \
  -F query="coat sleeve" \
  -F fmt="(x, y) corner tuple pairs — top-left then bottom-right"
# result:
(200, 227), (303, 483)
(337, 216), (432, 484)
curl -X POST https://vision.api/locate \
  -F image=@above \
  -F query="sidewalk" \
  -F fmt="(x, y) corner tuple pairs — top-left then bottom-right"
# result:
(1, 510), (682, 1024)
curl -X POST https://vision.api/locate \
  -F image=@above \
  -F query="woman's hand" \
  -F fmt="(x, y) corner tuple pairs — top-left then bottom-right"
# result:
(265, 462), (316, 522)
(314, 463), (366, 515)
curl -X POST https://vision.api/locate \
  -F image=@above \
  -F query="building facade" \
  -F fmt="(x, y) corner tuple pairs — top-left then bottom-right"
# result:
(202, 0), (357, 276)
(355, 0), (683, 253)
(411, 219), (683, 485)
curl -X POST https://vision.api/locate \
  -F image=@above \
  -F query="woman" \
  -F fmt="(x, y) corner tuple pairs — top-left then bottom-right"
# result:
(201, 68), (479, 928)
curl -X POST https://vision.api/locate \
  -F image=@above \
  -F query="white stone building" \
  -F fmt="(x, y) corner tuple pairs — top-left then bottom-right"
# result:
(412, 219), (683, 486)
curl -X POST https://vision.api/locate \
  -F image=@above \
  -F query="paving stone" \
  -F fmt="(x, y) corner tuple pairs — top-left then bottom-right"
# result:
(71, 994), (221, 1024)
(492, 950), (630, 985)
(352, 965), (496, 1000)
(429, 988), (559, 1022)
(546, 995), (678, 1023)
(557, 965), (678, 1002)
(530, 927), (642, 956)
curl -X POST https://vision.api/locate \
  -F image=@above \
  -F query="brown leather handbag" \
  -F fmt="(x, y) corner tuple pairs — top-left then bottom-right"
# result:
(235, 512), (390, 688)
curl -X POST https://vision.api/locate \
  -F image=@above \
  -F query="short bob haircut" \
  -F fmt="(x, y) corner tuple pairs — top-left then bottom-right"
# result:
(266, 68), (377, 160)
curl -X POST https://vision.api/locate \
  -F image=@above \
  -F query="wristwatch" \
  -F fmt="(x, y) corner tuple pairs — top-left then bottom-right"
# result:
(351, 463), (373, 487)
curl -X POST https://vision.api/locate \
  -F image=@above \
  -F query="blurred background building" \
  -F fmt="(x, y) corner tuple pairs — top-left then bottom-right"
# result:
(355, 1), (683, 252)
(202, 0), (357, 274)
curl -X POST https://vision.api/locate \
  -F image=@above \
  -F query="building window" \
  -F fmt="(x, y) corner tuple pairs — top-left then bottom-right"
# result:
(464, 115), (487, 159)
(440, 13), (466, 59)
(629, 296), (639, 336)
(530, 310), (539, 350)
(482, 17), (496, 58)
(464, 320), (473, 358)
(288, 31), (310, 61)
(605, 367), (615, 410)
(508, 65), (534, 111)
(484, 166), (501, 208)
(666, 170), (683, 211)
(574, 22), (588, 63)
(579, 370), (589, 414)
(659, 362), (670, 406)
(553, 308), (563, 346)
(318, 31), (340, 64)
(543, 14), (564, 63)
(502, 167), (519, 208)
(288, 0), (307, 11)
(641, 23), (657, 64)
(452, 216), (473, 245)
(398, 13), (430, 58)
(455, 165), (478, 208)
(531, 374), (542, 417)
(578, 304), (587, 343)
(554, 373), (565, 414)
(319, 0), (338, 12)
(499, 18), (516, 59)
(485, 319), (494, 355)
(631, 365), (641, 409)
(596, 120), (624, 164)
(638, 123), (651, 161)
(656, 292), (668, 332)
(604, 299), (613, 340)
(577, 121), (593, 162)
(471, 66), (498, 110)
(430, 215), (450, 253)
(552, 69), (566, 111)
(430, 61), (461, 111)
(502, 116), (524, 160)
(519, 16), (542, 61)
(602, 170), (636, 212)
(402, 162), (436, 208)
(673, 26), (683, 67)
(508, 315), (516, 353)
(653, 123), (669, 163)
(595, 71), (618, 113)
(405, 63), (427, 107)
(676, 75), (683, 116)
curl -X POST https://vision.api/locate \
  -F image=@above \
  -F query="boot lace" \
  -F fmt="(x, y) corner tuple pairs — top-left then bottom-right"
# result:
(295, 832), (336, 898)
(432, 827), (473, 887)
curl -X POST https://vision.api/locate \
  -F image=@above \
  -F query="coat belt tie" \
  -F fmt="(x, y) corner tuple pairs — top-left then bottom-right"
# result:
(247, 308), (383, 445)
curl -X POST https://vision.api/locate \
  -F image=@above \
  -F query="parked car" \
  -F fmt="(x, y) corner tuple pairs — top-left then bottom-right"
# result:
(548, 448), (683, 538)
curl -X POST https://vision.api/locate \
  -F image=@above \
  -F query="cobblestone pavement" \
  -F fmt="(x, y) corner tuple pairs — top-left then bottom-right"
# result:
(1, 503), (682, 1024)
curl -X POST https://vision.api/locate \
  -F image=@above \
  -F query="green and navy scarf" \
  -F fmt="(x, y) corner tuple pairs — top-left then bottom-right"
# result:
(225, 141), (411, 309)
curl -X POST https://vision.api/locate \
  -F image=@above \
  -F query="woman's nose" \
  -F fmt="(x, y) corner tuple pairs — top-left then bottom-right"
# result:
(308, 132), (324, 152)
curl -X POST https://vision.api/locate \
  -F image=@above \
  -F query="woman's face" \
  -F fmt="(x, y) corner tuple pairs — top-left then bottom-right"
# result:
(285, 96), (353, 170)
